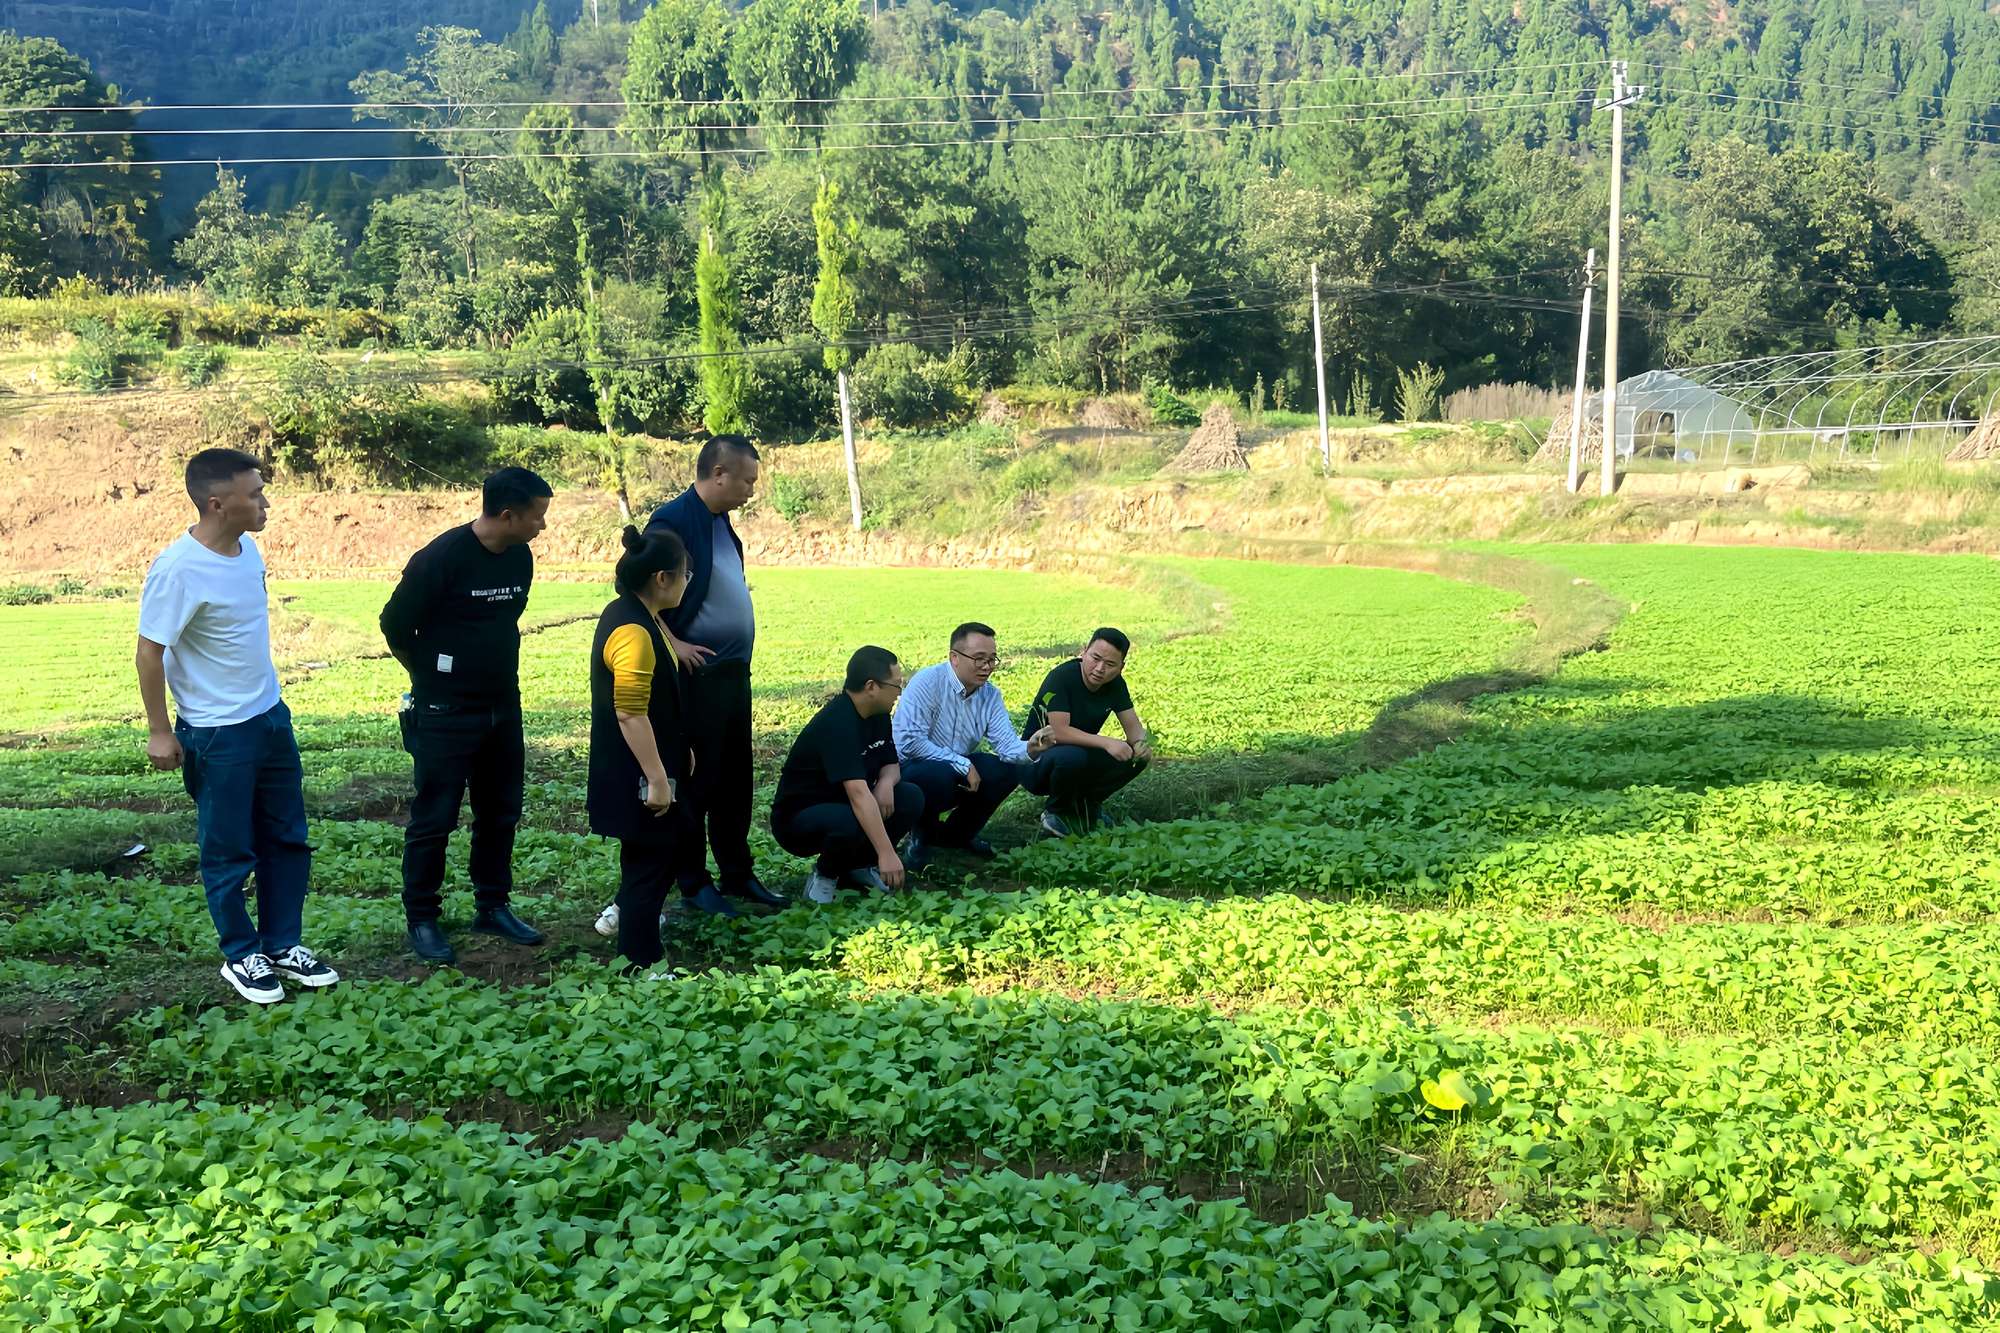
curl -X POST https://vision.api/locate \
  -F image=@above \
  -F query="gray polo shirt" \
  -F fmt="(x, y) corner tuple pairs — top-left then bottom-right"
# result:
(684, 514), (755, 664)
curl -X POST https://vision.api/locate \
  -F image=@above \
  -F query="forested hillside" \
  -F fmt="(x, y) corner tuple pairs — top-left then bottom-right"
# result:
(0, 0), (1996, 443)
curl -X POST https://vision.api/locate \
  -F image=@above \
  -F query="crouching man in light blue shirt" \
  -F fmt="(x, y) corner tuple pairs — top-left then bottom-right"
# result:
(892, 621), (1051, 871)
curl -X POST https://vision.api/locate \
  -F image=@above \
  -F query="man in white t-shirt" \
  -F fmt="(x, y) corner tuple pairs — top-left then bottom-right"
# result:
(136, 448), (339, 1003)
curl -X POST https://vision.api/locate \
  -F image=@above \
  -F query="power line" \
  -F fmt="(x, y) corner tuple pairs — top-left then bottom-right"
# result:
(0, 89), (1586, 170)
(0, 59), (1605, 116)
(0, 87), (1574, 141)
(1647, 78), (2000, 141)
(1648, 85), (2000, 155)
(0, 271), (1603, 405)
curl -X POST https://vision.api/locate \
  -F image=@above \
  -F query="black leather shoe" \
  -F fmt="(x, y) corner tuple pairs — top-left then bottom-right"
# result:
(408, 920), (455, 964)
(902, 833), (932, 872)
(686, 883), (740, 918)
(728, 876), (789, 910)
(960, 836), (997, 860)
(472, 906), (546, 946)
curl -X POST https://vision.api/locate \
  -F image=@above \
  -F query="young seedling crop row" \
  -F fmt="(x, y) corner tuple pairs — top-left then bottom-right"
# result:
(694, 887), (2000, 1044)
(9, 1096), (1994, 1333)
(127, 972), (2000, 1257)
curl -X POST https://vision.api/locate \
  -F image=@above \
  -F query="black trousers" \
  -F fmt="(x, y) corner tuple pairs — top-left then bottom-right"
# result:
(617, 837), (676, 970)
(676, 662), (755, 895)
(1031, 745), (1149, 819)
(772, 783), (924, 876)
(400, 701), (523, 924)
(901, 754), (1022, 845)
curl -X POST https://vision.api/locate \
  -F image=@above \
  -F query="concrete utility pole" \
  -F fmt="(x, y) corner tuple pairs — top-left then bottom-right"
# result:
(1596, 59), (1644, 497)
(1310, 262), (1331, 472)
(1566, 247), (1597, 494)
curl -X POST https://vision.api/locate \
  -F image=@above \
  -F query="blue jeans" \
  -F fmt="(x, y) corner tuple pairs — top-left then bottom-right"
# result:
(176, 700), (312, 962)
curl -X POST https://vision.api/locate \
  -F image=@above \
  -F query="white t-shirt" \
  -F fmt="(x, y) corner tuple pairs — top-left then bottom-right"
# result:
(137, 530), (282, 728)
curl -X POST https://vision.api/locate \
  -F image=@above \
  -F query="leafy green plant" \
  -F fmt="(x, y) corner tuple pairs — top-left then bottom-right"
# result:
(763, 469), (819, 521)
(1395, 360), (1446, 423)
(170, 342), (227, 387)
(1145, 382), (1200, 426)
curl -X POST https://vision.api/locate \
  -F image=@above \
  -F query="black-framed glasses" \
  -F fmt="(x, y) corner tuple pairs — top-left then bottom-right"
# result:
(952, 649), (1001, 669)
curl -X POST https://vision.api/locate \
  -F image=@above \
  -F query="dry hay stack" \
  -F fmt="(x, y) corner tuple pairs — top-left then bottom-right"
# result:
(1533, 404), (1604, 465)
(1078, 397), (1145, 430)
(1166, 401), (1249, 473)
(1947, 412), (2000, 461)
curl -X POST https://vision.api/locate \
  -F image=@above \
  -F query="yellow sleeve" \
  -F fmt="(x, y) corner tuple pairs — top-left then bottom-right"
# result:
(604, 623), (657, 714)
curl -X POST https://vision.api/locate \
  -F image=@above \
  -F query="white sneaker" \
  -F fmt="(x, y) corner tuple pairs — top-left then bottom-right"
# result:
(803, 871), (839, 905)
(269, 944), (339, 988)
(220, 953), (284, 1004)
(596, 902), (671, 937)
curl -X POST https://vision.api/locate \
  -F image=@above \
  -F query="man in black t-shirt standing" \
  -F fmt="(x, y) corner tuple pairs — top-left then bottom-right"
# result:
(1023, 627), (1153, 838)
(380, 468), (553, 963)
(770, 646), (924, 905)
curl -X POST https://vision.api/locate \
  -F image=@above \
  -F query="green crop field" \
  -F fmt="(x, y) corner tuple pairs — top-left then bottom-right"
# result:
(6, 547), (2000, 1330)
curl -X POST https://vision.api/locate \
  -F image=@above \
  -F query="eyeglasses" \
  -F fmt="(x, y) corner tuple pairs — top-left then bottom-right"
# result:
(952, 649), (1001, 669)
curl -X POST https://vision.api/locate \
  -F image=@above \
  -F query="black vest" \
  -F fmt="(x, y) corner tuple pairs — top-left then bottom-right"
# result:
(587, 593), (689, 843)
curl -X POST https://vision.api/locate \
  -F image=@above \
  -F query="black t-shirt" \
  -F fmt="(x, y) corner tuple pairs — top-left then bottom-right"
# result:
(773, 694), (896, 823)
(379, 525), (533, 706)
(1023, 658), (1134, 739)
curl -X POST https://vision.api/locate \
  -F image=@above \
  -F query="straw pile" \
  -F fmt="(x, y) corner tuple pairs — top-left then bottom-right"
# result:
(1078, 397), (1146, 430)
(1165, 401), (1249, 473)
(1947, 411), (2000, 461)
(1533, 404), (1604, 465)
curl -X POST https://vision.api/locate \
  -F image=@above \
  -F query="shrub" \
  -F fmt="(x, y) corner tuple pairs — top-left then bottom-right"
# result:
(1000, 451), (1066, 500)
(1145, 382), (1199, 426)
(852, 344), (974, 429)
(53, 318), (162, 391)
(171, 344), (228, 387)
(764, 471), (821, 522)
(743, 345), (834, 440)
(0, 584), (51, 605)
(1395, 361), (1446, 423)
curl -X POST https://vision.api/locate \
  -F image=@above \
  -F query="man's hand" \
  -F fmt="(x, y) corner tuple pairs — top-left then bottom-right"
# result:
(146, 730), (183, 772)
(1104, 738), (1135, 763)
(877, 848), (906, 892)
(1026, 726), (1055, 758)
(960, 762), (981, 793)
(875, 784), (896, 819)
(669, 632), (715, 670)
(1132, 737), (1154, 762)
(643, 777), (675, 815)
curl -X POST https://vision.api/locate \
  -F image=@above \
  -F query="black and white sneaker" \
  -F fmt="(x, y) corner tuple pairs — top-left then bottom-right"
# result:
(269, 945), (340, 988)
(221, 953), (284, 1004)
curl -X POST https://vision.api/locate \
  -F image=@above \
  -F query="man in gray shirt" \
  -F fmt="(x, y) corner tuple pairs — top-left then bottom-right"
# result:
(642, 435), (786, 913)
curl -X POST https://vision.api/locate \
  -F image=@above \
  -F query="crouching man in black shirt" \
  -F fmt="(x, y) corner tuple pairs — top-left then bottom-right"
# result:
(380, 467), (553, 963)
(1024, 627), (1152, 837)
(771, 646), (923, 906)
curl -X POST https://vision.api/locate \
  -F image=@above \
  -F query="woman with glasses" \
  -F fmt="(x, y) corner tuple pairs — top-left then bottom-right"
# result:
(586, 525), (695, 975)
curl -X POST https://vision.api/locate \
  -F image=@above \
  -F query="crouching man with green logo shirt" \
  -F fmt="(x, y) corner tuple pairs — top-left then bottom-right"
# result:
(1022, 627), (1152, 837)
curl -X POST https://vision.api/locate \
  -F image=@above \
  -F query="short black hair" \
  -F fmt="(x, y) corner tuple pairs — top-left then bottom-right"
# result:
(950, 621), (996, 649)
(184, 448), (263, 508)
(696, 433), (760, 480)
(614, 524), (689, 596)
(483, 466), (553, 517)
(844, 645), (899, 692)
(1088, 627), (1131, 657)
